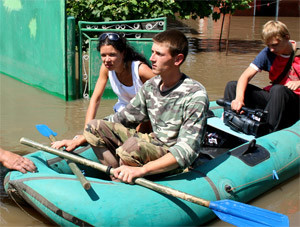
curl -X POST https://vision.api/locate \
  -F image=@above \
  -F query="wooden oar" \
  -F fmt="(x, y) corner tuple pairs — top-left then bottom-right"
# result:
(35, 125), (91, 190)
(20, 137), (289, 227)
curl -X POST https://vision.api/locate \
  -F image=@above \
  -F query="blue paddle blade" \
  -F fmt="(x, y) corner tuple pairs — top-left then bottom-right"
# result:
(36, 124), (57, 138)
(209, 200), (289, 227)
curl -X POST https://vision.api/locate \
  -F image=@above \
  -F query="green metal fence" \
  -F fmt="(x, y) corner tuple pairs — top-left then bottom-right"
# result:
(78, 17), (167, 99)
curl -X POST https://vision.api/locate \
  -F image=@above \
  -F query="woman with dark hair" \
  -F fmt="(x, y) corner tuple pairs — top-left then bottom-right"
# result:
(52, 33), (154, 151)
(95, 33), (154, 113)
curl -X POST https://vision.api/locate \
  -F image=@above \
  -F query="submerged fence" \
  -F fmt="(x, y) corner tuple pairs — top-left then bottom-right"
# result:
(0, 0), (76, 100)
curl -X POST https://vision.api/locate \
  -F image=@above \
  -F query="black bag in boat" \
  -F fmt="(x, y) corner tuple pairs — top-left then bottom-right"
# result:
(223, 109), (269, 137)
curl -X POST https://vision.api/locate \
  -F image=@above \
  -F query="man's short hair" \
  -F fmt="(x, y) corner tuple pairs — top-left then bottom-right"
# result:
(261, 20), (290, 44)
(153, 29), (188, 64)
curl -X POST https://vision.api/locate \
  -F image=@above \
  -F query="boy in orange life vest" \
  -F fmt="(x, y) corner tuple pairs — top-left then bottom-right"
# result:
(224, 20), (299, 132)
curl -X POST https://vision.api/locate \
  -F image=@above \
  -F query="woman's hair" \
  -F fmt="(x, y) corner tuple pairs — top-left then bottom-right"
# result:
(97, 33), (150, 67)
(153, 29), (188, 64)
(261, 20), (290, 44)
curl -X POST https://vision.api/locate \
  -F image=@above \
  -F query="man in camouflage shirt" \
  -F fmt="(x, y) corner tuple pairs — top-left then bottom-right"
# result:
(84, 29), (209, 183)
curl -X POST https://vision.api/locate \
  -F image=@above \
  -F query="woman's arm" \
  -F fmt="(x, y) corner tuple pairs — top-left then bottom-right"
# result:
(52, 64), (109, 151)
(85, 64), (109, 125)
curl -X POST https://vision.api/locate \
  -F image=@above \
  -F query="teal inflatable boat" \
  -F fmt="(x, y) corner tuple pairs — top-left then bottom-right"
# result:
(4, 102), (300, 226)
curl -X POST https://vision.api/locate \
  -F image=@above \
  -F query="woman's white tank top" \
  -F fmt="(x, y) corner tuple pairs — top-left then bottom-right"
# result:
(108, 61), (143, 112)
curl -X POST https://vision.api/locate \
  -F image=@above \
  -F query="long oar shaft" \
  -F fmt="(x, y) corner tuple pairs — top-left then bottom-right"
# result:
(20, 137), (210, 207)
(47, 135), (91, 190)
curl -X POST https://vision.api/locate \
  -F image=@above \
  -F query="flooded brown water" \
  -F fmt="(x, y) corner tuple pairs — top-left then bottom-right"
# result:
(1, 16), (299, 226)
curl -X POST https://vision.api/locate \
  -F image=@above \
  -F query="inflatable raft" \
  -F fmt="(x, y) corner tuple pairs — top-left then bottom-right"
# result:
(4, 102), (300, 226)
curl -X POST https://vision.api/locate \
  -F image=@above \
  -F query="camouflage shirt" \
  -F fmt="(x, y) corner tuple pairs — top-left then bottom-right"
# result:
(108, 74), (209, 168)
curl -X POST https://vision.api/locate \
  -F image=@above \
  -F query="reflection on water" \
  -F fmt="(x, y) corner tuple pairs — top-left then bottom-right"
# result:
(189, 38), (262, 53)
(0, 16), (299, 226)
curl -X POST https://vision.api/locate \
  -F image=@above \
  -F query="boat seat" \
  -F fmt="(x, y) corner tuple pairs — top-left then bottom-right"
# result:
(207, 117), (255, 142)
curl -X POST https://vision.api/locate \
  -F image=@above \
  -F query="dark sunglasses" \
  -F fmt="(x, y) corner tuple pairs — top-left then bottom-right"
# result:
(99, 33), (121, 41)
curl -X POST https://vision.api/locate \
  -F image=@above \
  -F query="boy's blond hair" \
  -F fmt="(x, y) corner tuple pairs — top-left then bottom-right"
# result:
(261, 20), (290, 44)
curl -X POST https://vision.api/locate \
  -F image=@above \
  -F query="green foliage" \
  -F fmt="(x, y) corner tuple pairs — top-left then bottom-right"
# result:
(176, 0), (213, 20)
(66, 0), (252, 23)
(210, 0), (252, 21)
(66, 0), (178, 23)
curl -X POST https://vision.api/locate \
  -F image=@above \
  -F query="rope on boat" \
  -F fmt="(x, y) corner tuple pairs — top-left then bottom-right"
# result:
(7, 189), (43, 224)
(228, 155), (300, 192)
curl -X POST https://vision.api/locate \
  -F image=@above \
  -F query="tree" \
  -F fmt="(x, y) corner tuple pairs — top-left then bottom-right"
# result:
(67, 0), (252, 24)
(67, 0), (177, 23)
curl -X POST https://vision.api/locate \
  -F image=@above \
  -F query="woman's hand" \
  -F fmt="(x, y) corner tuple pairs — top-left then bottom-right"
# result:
(51, 135), (86, 151)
